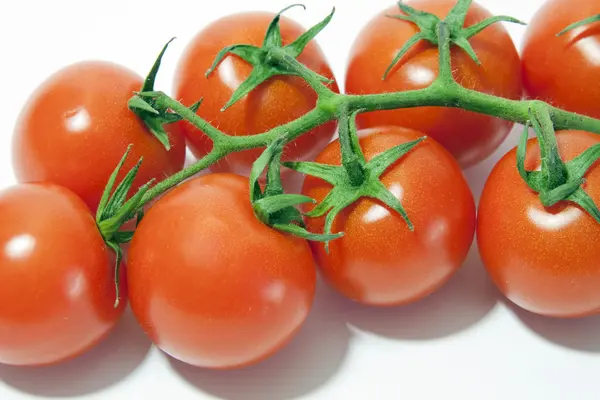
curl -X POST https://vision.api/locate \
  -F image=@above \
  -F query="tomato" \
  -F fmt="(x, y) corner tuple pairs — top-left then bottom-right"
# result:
(12, 61), (186, 212)
(345, 0), (522, 167)
(173, 12), (339, 176)
(302, 126), (476, 306)
(0, 183), (126, 366)
(128, 173), (316, 369)
(478, 130), (600, 318)
(522, 0), (600, 119)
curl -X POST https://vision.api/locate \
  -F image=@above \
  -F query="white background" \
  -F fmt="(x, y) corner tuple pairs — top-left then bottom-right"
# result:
(1, 0), (599, 399)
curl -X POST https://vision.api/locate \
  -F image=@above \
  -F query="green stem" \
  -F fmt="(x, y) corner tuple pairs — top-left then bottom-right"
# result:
(227, 107), (334, 149)
(529, 103), (568, 189)
(435, 21), (455, 85)
(275, 49), (336, 98)
(140, 107), (334, 204)
(337, 105), (366, 186)
(152, 93), (226, 143)
(141, 149), (226, 204)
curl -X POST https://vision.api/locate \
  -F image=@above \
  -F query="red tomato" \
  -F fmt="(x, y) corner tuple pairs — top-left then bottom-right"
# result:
(302, 126), (476, 306)
(345, 0), (523, 167)
(478, 131), (600, 318)
(173, 12), (339, 176)
(0, 183), (126, 366)
(522, 0), (600, 119)
(128, 173), (316, 369)
(12, 61), (186, 212)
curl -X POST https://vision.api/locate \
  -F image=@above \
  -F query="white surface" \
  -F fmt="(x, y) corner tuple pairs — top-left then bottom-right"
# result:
(1, 1), (599, 399)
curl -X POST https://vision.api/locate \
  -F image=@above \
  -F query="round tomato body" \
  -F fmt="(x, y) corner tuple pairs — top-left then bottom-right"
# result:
(12, 61), (186, 212)
(173, 12), (339, 176)
(345, 0), (522, 167)
(0, 183), (126, 366)
(128, 173), (316, 369)
(522, 0), (600, 119)
(302, 126), (476, 306)
(478, 130), (600, 318)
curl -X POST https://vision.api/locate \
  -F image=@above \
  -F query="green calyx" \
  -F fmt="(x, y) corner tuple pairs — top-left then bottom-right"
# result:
(205, 4), (336, 111)
(517, 105), (600, 222)
(96, 146), (153, 307)
(558, 14), (600, 36)
(285, 108), (426, 251)
(383, 0), (525, 78)
(128, 39), (202, 151)
(249, 138), (343, 242)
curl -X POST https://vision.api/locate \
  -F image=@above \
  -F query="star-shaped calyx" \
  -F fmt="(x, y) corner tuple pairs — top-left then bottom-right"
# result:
(284, 108), (426, 251)
(383, 0), (525, 78)
(205, 4), (336, 111)
(517, 105), (600, 222)
(128, 39), (202, 150)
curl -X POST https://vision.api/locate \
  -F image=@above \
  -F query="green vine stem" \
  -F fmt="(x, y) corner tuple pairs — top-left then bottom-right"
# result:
(102, 1), (600, 246)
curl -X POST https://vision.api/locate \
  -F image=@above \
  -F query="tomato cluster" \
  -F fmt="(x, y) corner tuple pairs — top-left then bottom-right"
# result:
(2, 0), (600, 372)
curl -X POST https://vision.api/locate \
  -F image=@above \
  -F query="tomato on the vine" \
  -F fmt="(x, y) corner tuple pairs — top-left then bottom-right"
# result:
(478, 130), (600, 318)
(0, 183), (126, 366)
(521, 0), (600, 120)
(173, 12), (339, 176)
(128, 173), (316, 369)
(345, 0), (523, 167)
(12, 61), (186, 212)
(302, 126), (476, 306)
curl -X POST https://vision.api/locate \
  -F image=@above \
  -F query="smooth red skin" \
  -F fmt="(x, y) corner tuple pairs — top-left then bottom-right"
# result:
(302, 127), (476, 306)
(345, 0), (523, 167)
(478, 131), (600, 318)
(173, 12), (339, 176)
(128, 173), (316, 369)
(522, 0), (600, 119)
(13, 61), (186, 212)
(0, 184), (126, 366)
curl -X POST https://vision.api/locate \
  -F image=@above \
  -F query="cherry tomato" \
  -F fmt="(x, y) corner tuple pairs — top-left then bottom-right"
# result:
(0, 183), (125, 366)
(12, 61), (186, 212)
(522, 0), (600, 119)
(128, 173), (316, 369)
(173, 12), (339, 176)
(478, 130), (600, 318)
(345, 0), (522, 167)
(302, 126), (476, 306)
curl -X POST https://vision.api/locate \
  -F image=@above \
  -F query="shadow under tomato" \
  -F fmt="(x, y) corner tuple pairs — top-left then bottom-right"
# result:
(0, 306), (151, 396)
(343, 245), (499, 340)
(507, 300), (600, 353)
(169, 277), (351, 400)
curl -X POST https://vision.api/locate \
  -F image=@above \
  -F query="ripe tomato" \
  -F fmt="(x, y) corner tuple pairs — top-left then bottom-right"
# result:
(522, 0), (600, 119)
(0, 183), (125, 366)
(302, 126), (476, 306)
(173, 12), (339, 176)
(128, 173), (316, 369)
(345, 0), (522, 167)
(12, 61), (186, 212)
(478, 130), (600, 318)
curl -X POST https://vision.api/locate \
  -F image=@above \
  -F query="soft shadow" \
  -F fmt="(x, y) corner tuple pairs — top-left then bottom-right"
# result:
(345, 245), (499, 340)
(508, 301), (600, 353)
(170, 278), (351, 400)
(0, 307), (151, 397)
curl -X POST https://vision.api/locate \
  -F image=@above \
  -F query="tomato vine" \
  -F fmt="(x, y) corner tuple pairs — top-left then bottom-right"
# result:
(100, 0), (600, 258)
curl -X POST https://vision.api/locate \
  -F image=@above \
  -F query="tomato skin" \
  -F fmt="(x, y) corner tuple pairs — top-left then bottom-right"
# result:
(128, 173), (316, 369)
(12, 61), (186, 212)
(345, 0), (522, 167)
(478, 131), (600, 318)
(522, 0), (600, 119)
(173, 12), (339, 176)
(0, 184), (126, 366)
(302, 127), (476, 306)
